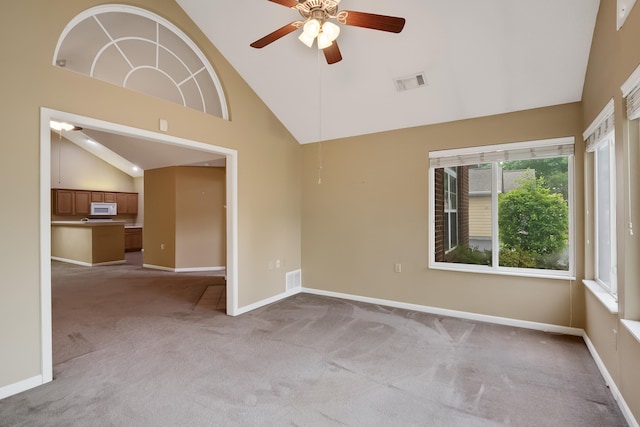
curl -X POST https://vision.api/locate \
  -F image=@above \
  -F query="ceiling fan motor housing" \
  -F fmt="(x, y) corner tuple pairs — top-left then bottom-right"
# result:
(297, 0), (339, 21)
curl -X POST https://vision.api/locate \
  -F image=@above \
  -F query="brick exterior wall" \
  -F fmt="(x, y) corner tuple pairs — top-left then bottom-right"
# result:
(434, 166), (469, 262)
(434, 168), (445, 261)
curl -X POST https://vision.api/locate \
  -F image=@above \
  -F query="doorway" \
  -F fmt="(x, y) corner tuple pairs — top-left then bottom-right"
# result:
(40, 108), (239, 383)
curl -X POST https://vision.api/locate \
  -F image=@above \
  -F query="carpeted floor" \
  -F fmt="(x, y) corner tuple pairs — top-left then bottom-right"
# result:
(0, 258), (628, 426)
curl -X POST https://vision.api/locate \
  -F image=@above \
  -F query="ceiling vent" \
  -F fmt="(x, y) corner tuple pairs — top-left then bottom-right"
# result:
(394, 72), (427, 92)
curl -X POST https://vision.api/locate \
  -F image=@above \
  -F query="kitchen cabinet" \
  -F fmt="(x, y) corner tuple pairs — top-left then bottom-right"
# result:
(52, 189), (74, 215)
(51, 221), (125, 265)
(75, 191), (91, 214)
(52, 189), (90, 215)
(116, 192), (138, 214)
(124, 227), (143, 252)
(52, 189), (138, 215)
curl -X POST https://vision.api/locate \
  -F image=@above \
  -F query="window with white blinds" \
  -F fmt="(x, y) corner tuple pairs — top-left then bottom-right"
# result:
(583, 99), (614, 153)
(622, 63), (640, 120)
(429, 137), (575, 168)
(428, 136), (575, 279)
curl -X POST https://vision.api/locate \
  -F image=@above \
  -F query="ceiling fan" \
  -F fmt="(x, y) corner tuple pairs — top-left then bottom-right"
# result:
(250, 0), (406, 64)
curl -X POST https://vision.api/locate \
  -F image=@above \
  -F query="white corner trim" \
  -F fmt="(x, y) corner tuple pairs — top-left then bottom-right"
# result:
(301, 287), (583, 336)
(583, 279), (619, 314)
(621, 319), (640, 344)
(231, 287), (302, 316)
(621, 61), (640, 97)
(583, 98), (615, 141)
(0, 375), (44, 400)
(583, 333), (640, 427)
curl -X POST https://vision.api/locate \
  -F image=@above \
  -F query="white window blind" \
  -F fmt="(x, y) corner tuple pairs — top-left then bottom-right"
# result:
(622, 63), (640, 120)
(626, 87), (640, 120)
(583, 99), (615, 153)
(429, 138), (574, 168)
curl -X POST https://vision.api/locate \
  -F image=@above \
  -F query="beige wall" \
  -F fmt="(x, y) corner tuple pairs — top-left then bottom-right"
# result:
(581, 0), (640, 421)
(302, 103), (585, 327)
(144, 166), (226, 269)
(144, 167), (177, 268)
(0, 0), (301, 390)
(175, 167), (226, 269)
(51, 133), (136, 193)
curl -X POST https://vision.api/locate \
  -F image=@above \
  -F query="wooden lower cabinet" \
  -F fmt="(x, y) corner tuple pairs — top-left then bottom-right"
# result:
(124, 227), (143, 252)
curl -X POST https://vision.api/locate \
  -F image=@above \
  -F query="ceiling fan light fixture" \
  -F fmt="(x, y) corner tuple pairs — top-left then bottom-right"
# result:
(298, 31), (315, 48)
(317, 32), (333, 49)
(303, 19), (321, 38)
(322, 21), (340, 42)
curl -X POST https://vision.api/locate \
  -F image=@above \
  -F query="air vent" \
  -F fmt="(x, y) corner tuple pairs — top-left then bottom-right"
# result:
(394, 72), (427, 92)
(286, 269), (302, 291)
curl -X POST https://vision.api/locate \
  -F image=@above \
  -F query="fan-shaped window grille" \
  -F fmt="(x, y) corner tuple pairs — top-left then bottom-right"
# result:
(53, 5), (228, 119)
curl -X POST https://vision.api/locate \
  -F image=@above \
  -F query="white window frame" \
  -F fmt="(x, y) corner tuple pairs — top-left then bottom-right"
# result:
(444, 167), (458, 253)
(592, 134), (617, 296)
(428, 137), (576, 280)
(584, 99), (618, 298)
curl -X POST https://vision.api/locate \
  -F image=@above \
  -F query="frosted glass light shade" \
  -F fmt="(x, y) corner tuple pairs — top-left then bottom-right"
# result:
(317, 32), (333, 50)
(322, 21), (340, 41)
(298, 31), (315, 48)
(303, 19), (321, 37)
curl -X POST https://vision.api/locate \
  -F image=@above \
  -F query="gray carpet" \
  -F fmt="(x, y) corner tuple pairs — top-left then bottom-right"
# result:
(0, 258), (627, 426)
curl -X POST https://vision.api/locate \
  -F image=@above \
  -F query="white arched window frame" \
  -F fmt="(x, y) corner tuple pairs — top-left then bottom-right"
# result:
(53, 5), (228, 120)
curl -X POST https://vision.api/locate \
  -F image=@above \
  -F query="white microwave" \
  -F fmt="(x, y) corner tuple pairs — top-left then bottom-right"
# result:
(90, 202), (117, 216)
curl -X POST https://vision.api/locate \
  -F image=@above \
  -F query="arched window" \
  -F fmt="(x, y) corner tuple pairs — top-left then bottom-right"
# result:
(54, 5), (228, 119)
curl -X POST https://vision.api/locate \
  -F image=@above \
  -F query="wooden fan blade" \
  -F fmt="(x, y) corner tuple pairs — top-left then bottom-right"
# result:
(323, 42), (342, 64)
(338, 10), (406, 33)
(268, 0), (299, 8)
(250, 22), (302, 48)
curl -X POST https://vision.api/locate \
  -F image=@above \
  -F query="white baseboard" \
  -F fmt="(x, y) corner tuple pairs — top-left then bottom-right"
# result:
(302, 287), (584, 336)
(0, 375), (44, 400)
(583, 334), (639, 427)
(233, 287), (302, 316)
(51, 257), (125, 267)
(143, 264), (224, 273)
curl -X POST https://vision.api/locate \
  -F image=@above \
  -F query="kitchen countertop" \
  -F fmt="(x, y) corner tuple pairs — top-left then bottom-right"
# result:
(51, 221), (126, 227)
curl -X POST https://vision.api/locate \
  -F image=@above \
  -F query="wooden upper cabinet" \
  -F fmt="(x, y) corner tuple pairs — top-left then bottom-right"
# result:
(115, 192), (138, 214)
(125, 193), (138, 214)
(74, 191), (91, 214)
(53, 189), (74, 215)
(52, 189), (138, 216)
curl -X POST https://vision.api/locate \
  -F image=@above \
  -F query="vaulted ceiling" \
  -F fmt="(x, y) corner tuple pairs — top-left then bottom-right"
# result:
(176, 0), (600, 144)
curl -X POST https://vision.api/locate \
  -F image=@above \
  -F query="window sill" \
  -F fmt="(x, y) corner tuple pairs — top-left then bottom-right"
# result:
(621, 320), (640, 344)
(430, 263), (575, 281)
(582, 279), (618, 314)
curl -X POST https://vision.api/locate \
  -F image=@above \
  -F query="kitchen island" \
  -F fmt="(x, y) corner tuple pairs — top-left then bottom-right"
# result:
(51, 221), (126, 266)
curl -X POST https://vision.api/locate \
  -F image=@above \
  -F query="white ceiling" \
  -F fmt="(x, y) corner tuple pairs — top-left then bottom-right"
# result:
(176, 0), (600, 144)
(57, 128), (225, 177)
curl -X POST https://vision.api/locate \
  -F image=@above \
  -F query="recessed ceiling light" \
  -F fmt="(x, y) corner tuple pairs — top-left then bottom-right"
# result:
(50, 120), (82, 131)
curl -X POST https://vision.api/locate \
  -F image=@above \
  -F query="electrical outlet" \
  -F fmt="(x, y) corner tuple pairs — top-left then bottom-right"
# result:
(160, 243), (165, 250)
(276, 259), (281, 268)
(268, 261), (274, 270)
(394, 263), (402, 273)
